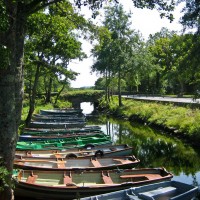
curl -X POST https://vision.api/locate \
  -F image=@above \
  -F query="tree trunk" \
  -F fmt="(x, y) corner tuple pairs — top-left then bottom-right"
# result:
(25, 63), (41, 127)
(155, 71), (160, 94)
(0, 5), (26, 200)
(45, 77), (53, 103)
(118, 65), (122, 106)
(105, 69), (108, 104)
(54, 83), (66, 104)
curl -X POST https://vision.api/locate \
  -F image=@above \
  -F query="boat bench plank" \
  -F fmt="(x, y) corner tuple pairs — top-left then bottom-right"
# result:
(57, 161), (66, 168)
(120, 175), (147, 179)
(102, 173), (113, 184)
(26, 175), (38, 184)
(91, 159), (102, 167)
(139, 186), (177, 199)
(54, 154), (62, 158)
(64, 175), (72, 184)
(113, 158), (132, 164)
(120, 174), (161, 180)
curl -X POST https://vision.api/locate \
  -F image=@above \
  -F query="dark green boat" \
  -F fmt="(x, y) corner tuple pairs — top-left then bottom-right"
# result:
(22, 127), (103, 136)
(28, 121), (86, 129)
(19, 132), (106, 142)
(40, 109), (83, 115)
(17, 134), (112, 150)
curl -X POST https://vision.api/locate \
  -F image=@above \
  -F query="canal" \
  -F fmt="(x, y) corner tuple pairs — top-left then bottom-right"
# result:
(82, 102), (200, 198)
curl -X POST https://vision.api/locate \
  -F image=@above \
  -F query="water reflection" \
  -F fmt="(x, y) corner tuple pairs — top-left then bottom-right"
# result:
(87, 115), (200, 191)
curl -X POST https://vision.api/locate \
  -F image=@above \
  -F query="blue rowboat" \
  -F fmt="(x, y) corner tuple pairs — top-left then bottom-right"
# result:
(81, 180), (198, 200)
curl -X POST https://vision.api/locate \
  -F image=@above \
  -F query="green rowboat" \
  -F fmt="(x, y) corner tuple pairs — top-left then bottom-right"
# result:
(17, 134), (112, 150)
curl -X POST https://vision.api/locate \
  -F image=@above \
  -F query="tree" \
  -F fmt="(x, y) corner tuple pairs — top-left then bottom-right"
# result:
(92, 5), (132, 106)
(168, 33), (199, 95)
(0, 1), (175, 199)
(92, 4), (150, 105)
(147, 28), (197, 95)
(104, 5), (136, 106)
(179, 0), (200, 33)
(147, 28), (176, 94)
(24, 8), (86, 126)
(91, 26), (114, 103)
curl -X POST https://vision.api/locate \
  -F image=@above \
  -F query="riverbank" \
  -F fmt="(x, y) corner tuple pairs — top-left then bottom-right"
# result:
(98, 96), (200, 146)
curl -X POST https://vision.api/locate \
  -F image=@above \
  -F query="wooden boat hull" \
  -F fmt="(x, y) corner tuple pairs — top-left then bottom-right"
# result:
(14, 155), (140, 171)
(81, 180), (198, 200)
(13, 168), (173, 200)
(16, 141), (112, 150)
(40, 109), (83, 115)
(23, 126), (102, 133)
(21, 130), (103, 137)
(17, 134), (112, 150)
(28, 121), (86, 129)
(32, 114), (86, 121)
(15, 144), (133, 158)
(19, 132), (106, 142)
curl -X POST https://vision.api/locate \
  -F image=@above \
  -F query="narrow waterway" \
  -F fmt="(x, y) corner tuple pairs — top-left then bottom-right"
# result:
(82, 102), (200, 198)
(15, 103), (200, 200)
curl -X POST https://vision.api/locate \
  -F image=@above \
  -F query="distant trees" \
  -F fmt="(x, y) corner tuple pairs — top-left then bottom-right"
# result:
(94, 26), (199, 96)
(146, 30), (198, 96)
(92, 5), (151, 106)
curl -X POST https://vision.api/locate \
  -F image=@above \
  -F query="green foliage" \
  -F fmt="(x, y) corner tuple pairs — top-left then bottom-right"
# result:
(100, 96), (200, 142)
(0, 1), (8, 32)
(53, 99), (71, 108)
(179, 0), (199, 32)
(0, 164), (10, 192)
(132, 0), (175, 21)
(62, 89), (104, 97)
(147, 30), (198, 95)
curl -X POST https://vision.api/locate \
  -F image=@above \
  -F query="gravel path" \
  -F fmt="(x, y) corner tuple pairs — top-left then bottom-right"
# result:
(123, 95), (200, 104)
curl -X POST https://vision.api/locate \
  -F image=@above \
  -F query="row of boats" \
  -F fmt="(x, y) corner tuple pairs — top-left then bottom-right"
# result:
(13, 108), (199, 200)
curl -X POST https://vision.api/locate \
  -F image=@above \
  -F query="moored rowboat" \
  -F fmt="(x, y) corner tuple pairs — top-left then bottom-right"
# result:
(80, 180), (198, 200)
(18, 132), (106, 142)
(28, 121), (86, 129)
(17, 134), (112, 150)
(31, 114), (86, 123)
(15, 144), (133, 158)
(23, 126), (102, 134)
(32, 113), (85, 120)
(14, 155), (140, 171)
(13, 168), (173, 200)
(40, 108), (83, 115)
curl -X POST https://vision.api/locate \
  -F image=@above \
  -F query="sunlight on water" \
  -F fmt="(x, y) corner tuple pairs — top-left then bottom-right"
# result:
(81, 102), (94, 114)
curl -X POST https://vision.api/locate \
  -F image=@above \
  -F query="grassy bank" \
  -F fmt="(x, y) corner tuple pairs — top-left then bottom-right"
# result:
(99, 96), (200, 145)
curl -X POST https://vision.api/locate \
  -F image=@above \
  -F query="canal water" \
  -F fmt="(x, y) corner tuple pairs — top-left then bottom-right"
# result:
(82, 102), (200, 197)
(15, 102), (200, 199)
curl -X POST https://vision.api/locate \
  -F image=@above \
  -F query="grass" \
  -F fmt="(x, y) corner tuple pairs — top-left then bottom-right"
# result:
(99, 96), (200, 144)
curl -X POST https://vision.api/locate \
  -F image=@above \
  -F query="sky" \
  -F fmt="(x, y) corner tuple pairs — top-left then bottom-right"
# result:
(69, 0), (185, 88)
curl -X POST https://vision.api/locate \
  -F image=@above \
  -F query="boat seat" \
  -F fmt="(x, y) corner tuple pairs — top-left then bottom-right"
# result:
(54, 154), (62, 158)
(26, 151), (32, 157)
(113, 158), (133, 164)
(138, 186), (177, 200)
(102, 172), (113, 184)
(120, 174), (148, 182)
(57, 160), (66, 168)
(63, 172), (72, 184)
(26, 174), (38, 184)
(91, 159), (102, 167)
(120, 174), (147, 179)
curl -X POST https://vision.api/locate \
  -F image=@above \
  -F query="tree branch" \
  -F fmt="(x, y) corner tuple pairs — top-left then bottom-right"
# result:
(24, 0), (64, 15)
